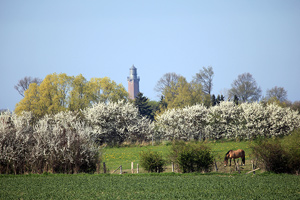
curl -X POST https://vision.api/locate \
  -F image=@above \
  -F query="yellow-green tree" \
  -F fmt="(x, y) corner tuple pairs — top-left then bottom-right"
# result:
(163, 77), (204, 109)
(15, 73), (128, 118)
(89, 77), (128, 104)
(38, 73), (69, 115)
(15, 83), (40, 116)
(69, 74), (90, 111)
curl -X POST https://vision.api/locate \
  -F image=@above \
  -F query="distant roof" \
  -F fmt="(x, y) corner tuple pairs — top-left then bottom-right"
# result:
(130, 65), (136, 69)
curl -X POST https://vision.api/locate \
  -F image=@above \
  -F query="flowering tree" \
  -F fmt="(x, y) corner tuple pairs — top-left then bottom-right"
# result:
(156, 104), (208, 140)
(0, 111), (100, 174)
(83, 101), (154, 144)
(156, 101), (300, 140)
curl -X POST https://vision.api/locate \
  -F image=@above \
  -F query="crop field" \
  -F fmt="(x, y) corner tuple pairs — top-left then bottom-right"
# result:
(1, 173), (299, 199)
(102, 141), (253, 173)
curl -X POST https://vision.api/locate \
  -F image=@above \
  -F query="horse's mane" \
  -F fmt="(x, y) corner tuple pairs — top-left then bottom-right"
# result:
(225, 150), (232, 155)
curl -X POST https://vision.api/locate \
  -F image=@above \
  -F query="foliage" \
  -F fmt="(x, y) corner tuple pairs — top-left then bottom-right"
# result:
(281, 129), (300, 174)
(155, 73), (205, 110)
(0, 111), (101, 174)
(15, 73), (128, 118)
(83, 101), (154, 145)
(170, 141), (214, 173)
(156, 101), (300, 140)
(134, 92), (153, 120)
(228, 72), (262, 103)
(251, 130), (300, 174)
(164, 76), (204, 109)
(251, 139), (289, 173)
(266, 86), (287, 102)
(139, 150), (165, 173)
(193, 66), (214, 95)
(14, 76), (42, 97)
(154, 72), (181, 95)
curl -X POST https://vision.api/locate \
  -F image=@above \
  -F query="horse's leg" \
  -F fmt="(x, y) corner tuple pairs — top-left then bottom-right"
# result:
(229, 158), (231, 166)
(242, 156), (245, 165)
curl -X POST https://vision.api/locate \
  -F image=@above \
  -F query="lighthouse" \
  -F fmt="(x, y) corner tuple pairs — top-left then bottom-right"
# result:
(127, 65), (140, 99)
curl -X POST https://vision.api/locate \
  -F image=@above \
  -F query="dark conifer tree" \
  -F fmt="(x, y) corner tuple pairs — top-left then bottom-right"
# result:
(220, 95), (225, 102)
(211, 94), (216, 106)
(134, 92), (153, 120)
(216, 95), (221, 105)
(234, 95), (239, 105)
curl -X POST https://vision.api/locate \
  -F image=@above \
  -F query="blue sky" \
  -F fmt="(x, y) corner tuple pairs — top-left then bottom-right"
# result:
(1, 0), (300, 111)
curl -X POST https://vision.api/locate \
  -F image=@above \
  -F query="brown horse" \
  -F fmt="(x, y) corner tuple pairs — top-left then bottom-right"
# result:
(224, 149), (245, 166)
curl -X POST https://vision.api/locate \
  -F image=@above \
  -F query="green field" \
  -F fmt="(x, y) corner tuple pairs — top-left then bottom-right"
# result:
(102, 141), (253, 173)
(1, 141), (300, 199)
(1, 173), (299, 199)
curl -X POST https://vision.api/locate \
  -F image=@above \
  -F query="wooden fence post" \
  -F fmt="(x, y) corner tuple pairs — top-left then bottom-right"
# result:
(236, 160), (240, 174)
(120, 165), (122, 174)
(137, 164), (139, 174)
(103, 162), (106, 174)
(251, 160), (255, 175)
(131, 162), (134, 174)
(172, 162), (174, 172)
(214, 160), (218, 172)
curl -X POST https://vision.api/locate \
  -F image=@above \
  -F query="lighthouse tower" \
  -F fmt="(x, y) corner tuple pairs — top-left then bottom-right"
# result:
(127, 65), (140, 99)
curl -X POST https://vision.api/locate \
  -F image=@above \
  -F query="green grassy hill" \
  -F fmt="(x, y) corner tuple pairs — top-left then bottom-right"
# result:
(102, 140), (254, 173)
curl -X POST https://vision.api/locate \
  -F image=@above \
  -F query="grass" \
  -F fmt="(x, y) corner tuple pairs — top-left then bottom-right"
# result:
(1, 173), (299, 199)
(1, 140), (299, 199)
(102, 140), (253, 173)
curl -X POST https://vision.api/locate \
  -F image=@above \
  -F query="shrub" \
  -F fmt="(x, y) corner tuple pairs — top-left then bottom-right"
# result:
(0, 111), (101, 174)
(139, 150), (165, 173)
(170, 141), (214, 173)
(282, 128), (300, 174)
(251, 139), (289, 173)
(251, 131), (300, 174)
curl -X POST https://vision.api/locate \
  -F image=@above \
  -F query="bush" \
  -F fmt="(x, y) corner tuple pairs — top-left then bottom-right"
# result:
(282, 129), (300, 174)
(0, 111), (101, 174)
(139, 150), (165, 173)
(251, 140), (289, 173)
(170, 141), (214, 173)
(251, 130), (300, 174)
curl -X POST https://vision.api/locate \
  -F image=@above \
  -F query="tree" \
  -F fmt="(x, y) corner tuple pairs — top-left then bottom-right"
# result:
(14, 76), (42, 97)
(233, 95), (239, 105)
(154, 72), (181, 97)
(69, 74), (90, 111)
(15, 83), (40, 117)
(228, 73), (262, 102)
(163, 76), (204, 109)
(15, 73), (128, 118)
(89, 77), (128, 104)
(266, 86), (287, 102)
(134, 92), (153, 120)
(211, 94), (216, 106)
(193, 66), (214, 95)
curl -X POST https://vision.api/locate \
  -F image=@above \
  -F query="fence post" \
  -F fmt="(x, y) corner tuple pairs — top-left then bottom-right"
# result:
(172, 162), (174, 172)
(236, 160), (240, 174)
(120, 165), (122, 174)
(137, 164), (139, 174)
(251, 160), (255, 175)
(103, 162), (106, 174)
(131, 162), (134, 174)
(214, 160), (218, 172)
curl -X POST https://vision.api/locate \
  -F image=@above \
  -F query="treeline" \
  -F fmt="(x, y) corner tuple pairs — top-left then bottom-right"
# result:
(1, 100), (300, 174)
(0, 101), (152, 174)
(156, 101), (300, 140)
